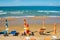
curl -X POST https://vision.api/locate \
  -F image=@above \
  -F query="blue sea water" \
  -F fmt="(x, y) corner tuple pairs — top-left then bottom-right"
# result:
(0, 6), (60, 18)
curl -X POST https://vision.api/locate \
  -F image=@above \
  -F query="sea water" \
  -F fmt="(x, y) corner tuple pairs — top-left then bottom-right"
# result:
(0, 6), (60, 18)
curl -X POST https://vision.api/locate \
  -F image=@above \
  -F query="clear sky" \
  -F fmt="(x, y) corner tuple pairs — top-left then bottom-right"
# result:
(0, 0), (60, 6)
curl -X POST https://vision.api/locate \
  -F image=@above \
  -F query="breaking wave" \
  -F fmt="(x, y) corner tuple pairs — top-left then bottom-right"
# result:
(0, 10), (7, 15)
(3, 16), (35, 18)
(37, 10), (60, 13)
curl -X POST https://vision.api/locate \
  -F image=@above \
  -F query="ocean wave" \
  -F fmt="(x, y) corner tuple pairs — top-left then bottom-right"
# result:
(2, 16), (60, 18)
(3, 16), (35, 18)
(47, 16), (60, 17)
(37, 10), (60, 12)
(0, 10), (7, 15)
(0, 13), (7, 15)
(8, 11), (24, 14)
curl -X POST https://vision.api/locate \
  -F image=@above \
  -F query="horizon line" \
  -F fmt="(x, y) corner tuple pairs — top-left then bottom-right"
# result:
(0, 5), (60, 7)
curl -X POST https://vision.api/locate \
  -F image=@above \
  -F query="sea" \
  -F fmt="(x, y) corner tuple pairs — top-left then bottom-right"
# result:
(0, 6), (60, 18)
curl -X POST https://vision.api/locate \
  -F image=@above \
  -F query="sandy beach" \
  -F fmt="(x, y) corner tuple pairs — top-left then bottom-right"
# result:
(0, 16), (60, 40)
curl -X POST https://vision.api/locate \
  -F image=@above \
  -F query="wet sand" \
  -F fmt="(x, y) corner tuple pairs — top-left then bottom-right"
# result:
(0, 16), (60, 40)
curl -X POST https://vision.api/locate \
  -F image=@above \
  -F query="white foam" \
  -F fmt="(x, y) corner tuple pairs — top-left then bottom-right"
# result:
(47, 16), (60, 17)
(4, 16), (35, 18)
(0, 10), (7, 15)
(37, 10), (60, 12)
(9, 11), (24, 14)
(0, 12), (7, 15)
(25, 16), (35, 17)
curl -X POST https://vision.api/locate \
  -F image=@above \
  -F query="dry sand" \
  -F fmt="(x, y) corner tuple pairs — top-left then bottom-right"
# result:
(0, 16), (60, 40)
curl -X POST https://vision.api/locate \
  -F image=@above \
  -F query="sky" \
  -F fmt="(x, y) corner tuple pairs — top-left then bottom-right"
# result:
(0, 0), (60, 6)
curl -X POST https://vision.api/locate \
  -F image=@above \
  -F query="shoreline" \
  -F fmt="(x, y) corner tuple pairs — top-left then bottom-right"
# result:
(0, 16), (60, 18)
